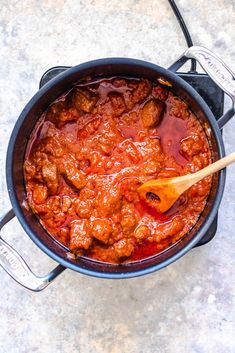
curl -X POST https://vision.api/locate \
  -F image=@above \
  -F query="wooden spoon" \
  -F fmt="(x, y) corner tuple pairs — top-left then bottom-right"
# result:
(138, 152), (235, 213)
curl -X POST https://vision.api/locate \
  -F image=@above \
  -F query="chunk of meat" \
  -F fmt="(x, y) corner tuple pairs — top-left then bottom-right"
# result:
(168, 95), (189, 119)
(181, 136), (205, 158)
(79, 183), (97, 200)
(60, 159), (86, 190)
(132, 80), (151, 104)
(78, 159), (91, 173)
(47, 196), (61, 213)
(84, 151), (106, 174)
(61, 196), (72, 212)
(90, 218), (113, 244)
(109, 92), (126, 116)
(42, 163), (59, 194)
(24, 160), (36, 180)
(32, 151), (49, 169)
(98, 186), (122, 216)
(32, 184), (48, 204)
(120, 111), (138, 125)
(143, 159), (162, 175)
(155, 216), (185, 242)
(46, 101), (65, 122)
(121, 215), (137, 235)
(141, 99), (165, 128)
(134, 225), (151, 240)
(70, 220), (92, 250)
(76, 199), (94, 218)
(72, 89), (97, 113)
(98, 135), (116, 155)
(97, 121), (123, 155)
(113, 238), (134, 259)
(113, 78), (127, 88)
(120, 202), (139, 234)
(43, 210), (66, 228)
(59, 227), (69, 244)
(47, 100), (78, 125)
(152, 85), (169, 101)
(40, 135), (65, 158)
(66, 167), (86, 190)
(120, 177), (141, 203)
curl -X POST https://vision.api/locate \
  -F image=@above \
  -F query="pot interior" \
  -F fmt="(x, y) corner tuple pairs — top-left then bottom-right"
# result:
(7, 59), (225, 277)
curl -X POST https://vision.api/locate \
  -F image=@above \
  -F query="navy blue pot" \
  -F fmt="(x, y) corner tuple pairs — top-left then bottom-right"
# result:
(1, 47), (234, 291)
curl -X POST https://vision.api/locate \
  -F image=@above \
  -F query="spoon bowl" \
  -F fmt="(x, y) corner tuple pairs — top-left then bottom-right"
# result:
(138, 152), (235, 213)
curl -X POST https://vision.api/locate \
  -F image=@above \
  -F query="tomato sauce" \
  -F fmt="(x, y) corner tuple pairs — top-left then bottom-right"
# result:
(24, 77), (212, 263)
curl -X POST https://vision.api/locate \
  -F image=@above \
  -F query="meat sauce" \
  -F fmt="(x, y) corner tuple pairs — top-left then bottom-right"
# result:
(24, 77), (212, 263)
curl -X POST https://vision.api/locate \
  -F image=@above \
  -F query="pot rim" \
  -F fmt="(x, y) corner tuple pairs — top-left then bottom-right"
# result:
(6, 57), (226, 278)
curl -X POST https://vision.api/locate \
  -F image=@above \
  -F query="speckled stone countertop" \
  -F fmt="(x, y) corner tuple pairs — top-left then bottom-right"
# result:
(0, 1), (235, 352)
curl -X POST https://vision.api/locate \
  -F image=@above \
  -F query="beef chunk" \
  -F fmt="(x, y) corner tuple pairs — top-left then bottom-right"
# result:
(66, 167), (86, 189)
(76, 199), (94, 218)
(47, 100), (78, 125)
(134, 225), (151, 240)
(141, 99), (165, 128)
(120, 202), (139, 235)
(60, 158), (87, 190)
(109, 92), (126, 116)
(46, 101), (65, 123)
(32, 184), (48, 204)
(97, 121), (123, 155)
(121, 215), (137, 235)
(113, 238), (134, 259)
(98, 135), (116, 155)
(180, 136), (205, 158)
(47, 196), (63, 214)
(155, 216), (185, 242)
(72, 89), (97, 113)
(132, 80), (151, 104)
(42, 163), (59, 194)
(24, 160), (36, 180)
(98, 186), (122, 216)
(61, 196), (72, 212)
(70, 220), (92, 250)
(152, 85), (169, 101)
(90, 219), (113, 244)
(168, 94), (189, 119)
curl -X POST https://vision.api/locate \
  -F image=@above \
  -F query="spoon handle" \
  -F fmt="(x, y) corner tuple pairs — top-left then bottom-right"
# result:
(188, 152), (235, 186)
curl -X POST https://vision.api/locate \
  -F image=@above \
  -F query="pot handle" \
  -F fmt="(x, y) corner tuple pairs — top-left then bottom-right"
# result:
(0, 209), (65, 291)
(169, 46), (235, 128)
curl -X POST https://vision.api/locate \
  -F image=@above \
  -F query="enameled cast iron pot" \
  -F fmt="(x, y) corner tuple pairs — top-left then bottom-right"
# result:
(1, 46), (235, 291)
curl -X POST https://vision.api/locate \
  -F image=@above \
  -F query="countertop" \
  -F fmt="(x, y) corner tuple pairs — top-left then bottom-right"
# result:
(0, 1), (234, 352)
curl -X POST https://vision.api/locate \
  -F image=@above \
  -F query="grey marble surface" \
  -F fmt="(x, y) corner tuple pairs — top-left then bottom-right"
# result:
(0, 1), (235, 352)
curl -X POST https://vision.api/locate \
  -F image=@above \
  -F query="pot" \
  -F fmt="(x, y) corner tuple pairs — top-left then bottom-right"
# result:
(0, 46), (234, 291)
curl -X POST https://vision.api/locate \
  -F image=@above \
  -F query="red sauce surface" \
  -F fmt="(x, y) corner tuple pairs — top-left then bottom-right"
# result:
(24, 77), (212, 263)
